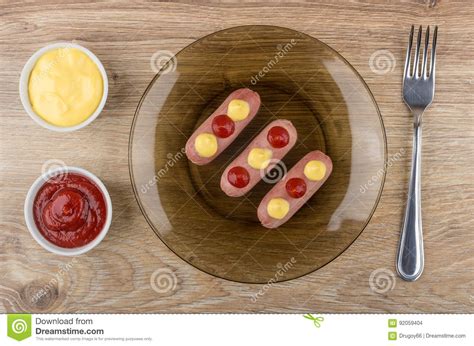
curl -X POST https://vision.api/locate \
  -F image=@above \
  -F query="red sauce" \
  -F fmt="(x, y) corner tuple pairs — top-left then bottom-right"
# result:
(33, 173), (107, 248)
(267, 126), (290, 148)
(227, 166), (250, 188)
(286, 177), (307, 198)
(212, 114), (235, 138)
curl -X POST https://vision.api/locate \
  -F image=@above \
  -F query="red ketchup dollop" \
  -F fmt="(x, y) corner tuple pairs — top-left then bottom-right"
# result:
(227, 166), (250, 188)
(285, 177), (307, 198)
(212, 114), (235, 138)
(267, 126), (290, 148)
(33, 173), (107, 248)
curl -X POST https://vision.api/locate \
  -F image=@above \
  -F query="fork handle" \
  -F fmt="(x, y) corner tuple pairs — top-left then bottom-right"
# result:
(397, 120), (424, 281)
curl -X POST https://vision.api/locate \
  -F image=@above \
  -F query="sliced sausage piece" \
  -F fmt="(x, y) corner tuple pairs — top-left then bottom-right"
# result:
(257, 150), (333, 228)
(185, 88), (261, 165)
(220, 119), (297, 197)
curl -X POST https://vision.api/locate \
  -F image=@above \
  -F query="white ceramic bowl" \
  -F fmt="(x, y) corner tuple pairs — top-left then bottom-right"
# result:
(24, 166), (112, 256)
(19, 42), (108, 132)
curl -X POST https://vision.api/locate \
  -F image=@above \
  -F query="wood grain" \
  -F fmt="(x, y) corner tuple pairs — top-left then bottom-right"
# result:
(0, 0), (473, 313)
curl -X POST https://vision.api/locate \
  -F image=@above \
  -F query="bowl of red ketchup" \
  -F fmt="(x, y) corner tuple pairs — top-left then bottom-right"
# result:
(24, 166), (112, 256)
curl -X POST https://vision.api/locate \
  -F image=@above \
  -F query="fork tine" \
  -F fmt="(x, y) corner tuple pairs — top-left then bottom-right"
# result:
(430, 26), (438, 79)
(414, 25), (422, 77)
(404, 25), (414, 77)
(422, 26), (430, 78)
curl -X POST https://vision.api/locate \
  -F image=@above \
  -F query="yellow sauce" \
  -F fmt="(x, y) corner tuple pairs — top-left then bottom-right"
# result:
(247, 148), (272, 170)
(227, 99), (250, 121)
(28, 47), (103, 127)
(267, 198), (290, 219)
(195, 133), (218, 157)
(304, 160), (327, 181)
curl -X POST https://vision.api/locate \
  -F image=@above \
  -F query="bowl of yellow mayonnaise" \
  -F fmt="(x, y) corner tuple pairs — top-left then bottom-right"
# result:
(20, 42), (108, 132)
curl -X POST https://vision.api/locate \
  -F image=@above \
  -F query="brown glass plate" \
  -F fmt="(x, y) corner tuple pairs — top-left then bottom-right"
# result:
(129, 25), (387, 283)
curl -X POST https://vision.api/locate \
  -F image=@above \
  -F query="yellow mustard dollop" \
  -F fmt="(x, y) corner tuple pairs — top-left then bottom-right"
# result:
(247, 148), (272, 170)
(304, 160), (327, 181)
(227, 99), (250, 121)
(267, 198), (290, 219)
(194, 133), (218, 158)
(28, 47), (103, 127)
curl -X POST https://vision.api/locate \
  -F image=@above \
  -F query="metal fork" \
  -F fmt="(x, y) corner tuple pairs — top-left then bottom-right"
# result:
(397, 25), (437, 281)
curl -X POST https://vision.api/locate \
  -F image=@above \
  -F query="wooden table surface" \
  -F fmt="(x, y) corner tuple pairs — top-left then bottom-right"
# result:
(1, 0), (473, 313)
